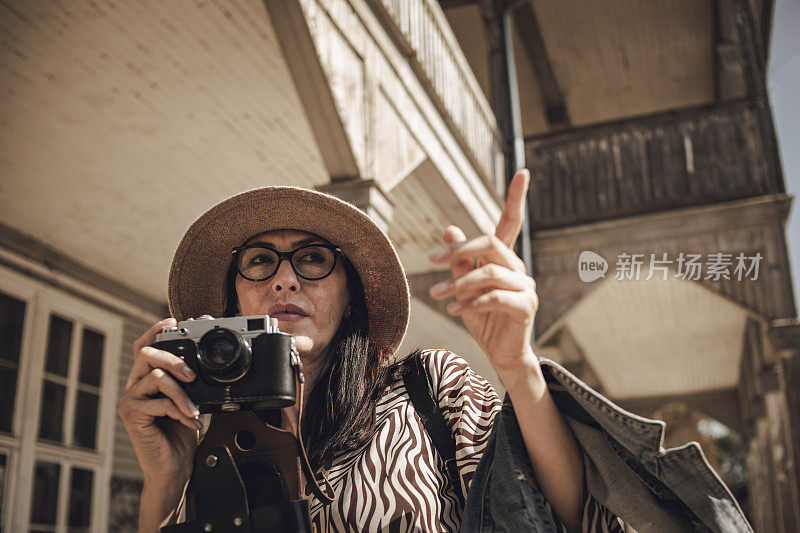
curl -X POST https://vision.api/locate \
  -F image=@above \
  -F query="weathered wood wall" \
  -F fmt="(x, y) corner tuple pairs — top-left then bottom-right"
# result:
(525, 99), (782, 229)
(532, 194), (795, 338)
(739, 319), (800, 533)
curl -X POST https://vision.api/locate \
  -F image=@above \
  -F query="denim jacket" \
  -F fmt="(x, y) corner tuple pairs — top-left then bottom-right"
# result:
(462, 357), (753, 533)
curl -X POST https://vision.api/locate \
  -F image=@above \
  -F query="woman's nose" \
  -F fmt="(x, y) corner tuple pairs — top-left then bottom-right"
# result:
(271, 259), (299, 292)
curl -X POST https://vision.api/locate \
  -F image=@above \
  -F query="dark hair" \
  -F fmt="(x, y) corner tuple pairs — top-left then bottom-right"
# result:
(223, 250), (411, 470)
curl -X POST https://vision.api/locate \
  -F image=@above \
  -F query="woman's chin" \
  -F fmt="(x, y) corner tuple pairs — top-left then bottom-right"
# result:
(272, 328), (329, 362)
(290, 335), (314, 356)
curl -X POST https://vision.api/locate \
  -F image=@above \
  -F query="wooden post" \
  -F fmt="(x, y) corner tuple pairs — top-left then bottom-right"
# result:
(772, 318), (800, 532)
(729, 0), (785, 195)
(316, 179), (394, 234)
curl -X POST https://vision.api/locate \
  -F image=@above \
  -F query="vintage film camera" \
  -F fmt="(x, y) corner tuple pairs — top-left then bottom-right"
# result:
(156, 316), (328, 532)
(153, 315), (300, 413)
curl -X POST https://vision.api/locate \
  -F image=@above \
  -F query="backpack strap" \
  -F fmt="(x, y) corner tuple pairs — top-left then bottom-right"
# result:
(403, 351), (465, 506)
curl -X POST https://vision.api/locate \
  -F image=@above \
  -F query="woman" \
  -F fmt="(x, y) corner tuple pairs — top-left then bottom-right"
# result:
(117, 171), (744, 532)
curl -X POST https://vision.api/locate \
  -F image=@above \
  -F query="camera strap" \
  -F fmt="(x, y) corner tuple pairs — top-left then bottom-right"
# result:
(403, 352), (465, 507)
(295, 372), (337, 505)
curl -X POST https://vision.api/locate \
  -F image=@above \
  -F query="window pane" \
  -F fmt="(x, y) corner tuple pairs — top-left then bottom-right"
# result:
(67, 467), (93, 528)
(45, 315), (72, 377)
(0, 453), (6, 533)
(0, 292), (25, 364)
(72, 392), (98, 449)
(30, 461), (60, 525)
(0, 292), (24, 434)
(38, 381), (66, 442)
(0, 367), (17, 433)
(78, 328), (104, 387)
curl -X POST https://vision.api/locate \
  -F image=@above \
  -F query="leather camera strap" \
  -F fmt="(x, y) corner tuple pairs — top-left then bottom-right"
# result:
(294, 371), (336, 505)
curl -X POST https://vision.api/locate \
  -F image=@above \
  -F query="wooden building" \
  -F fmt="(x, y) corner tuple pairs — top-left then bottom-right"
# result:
(440, 0), (800, 530)
(0, 1), (503, 530)
(0, 0), (796, 531)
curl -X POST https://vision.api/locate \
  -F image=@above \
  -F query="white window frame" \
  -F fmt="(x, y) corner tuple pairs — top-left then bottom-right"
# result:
(0, 266), (37, 533)
(0, 443), (16, 533)
(0, 264), (121, 533)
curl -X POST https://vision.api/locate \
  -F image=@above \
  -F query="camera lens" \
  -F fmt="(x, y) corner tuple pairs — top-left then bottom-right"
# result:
(206, 336), (237, 366)
(198, 328), (251, 381)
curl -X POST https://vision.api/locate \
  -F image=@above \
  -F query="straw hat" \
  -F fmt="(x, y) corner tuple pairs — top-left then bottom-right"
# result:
(167, 186), (410, 358)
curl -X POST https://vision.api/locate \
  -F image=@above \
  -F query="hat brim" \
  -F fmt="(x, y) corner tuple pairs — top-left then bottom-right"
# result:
(168, 187), (410, 358)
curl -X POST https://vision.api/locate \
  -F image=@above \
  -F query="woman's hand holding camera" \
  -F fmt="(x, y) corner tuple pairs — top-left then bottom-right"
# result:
(116, 317), (202, 529)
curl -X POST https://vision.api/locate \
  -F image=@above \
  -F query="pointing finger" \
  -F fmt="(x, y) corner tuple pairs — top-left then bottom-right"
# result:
(495, 169), (530, 248)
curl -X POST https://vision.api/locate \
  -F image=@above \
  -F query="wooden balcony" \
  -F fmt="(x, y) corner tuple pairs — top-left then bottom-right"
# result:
(526, 99), (783, 229)
(371, 0), (505, 197)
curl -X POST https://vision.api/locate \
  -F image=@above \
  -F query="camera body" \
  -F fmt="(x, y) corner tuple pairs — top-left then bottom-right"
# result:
(153, 315), (299, 413)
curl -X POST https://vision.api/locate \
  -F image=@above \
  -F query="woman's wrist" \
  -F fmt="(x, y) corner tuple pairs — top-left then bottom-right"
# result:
(491, 346), (541, 381)
(492, 348), (549, 401)
(139, 477), (187, 532)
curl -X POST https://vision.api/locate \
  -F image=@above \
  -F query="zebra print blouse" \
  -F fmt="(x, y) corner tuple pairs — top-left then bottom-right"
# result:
(304, 349), (625, 532)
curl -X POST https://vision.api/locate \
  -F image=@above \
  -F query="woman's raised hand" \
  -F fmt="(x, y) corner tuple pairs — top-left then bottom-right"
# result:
(116, 318), (201, 491)
(427, 169), (539, 374)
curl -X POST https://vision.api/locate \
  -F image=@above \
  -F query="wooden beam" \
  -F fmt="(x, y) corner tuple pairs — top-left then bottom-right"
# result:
(618, 388), (744, 436)
(513, 2), (569, 127)
(730, 0), (786, 196)
(556, 327), (604, 392)
(714, 0), (747, 101)
(780, 349), (800, 527)
(439, 0), (479, 9)
(0, 221), (168, 321)
(770, 318), (800, 356)
(316, 179), (394, 233)
(263, 0), (360, 180)
(407, 158), (483, 237)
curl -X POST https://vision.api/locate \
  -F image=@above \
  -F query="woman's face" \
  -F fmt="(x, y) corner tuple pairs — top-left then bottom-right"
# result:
(235, 229), (350, 364)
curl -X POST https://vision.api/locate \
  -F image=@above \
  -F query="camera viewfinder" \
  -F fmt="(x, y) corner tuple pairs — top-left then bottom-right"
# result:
(247, 318), (265, 331)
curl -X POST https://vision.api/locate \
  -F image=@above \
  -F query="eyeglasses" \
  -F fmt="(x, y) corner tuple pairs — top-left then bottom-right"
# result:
(231, 243), (342, 282)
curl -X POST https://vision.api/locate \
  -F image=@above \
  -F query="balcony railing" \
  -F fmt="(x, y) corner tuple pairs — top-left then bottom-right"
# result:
(372, 0), (505, 197)
(526, 100), (782, 228)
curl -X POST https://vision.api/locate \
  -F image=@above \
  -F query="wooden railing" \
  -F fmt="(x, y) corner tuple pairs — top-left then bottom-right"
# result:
(372, 0), (505, 196)
(525, 100), (782, 228)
